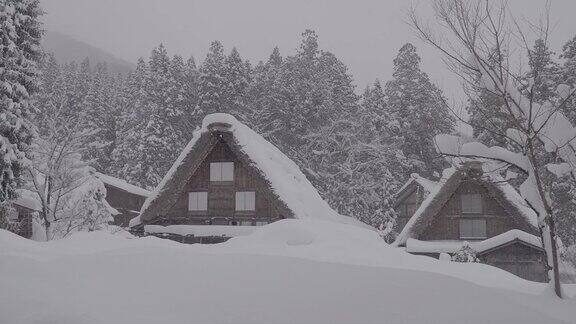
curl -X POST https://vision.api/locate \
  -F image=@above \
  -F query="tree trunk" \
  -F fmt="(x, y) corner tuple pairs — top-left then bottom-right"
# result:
(547, 216), (562, 298)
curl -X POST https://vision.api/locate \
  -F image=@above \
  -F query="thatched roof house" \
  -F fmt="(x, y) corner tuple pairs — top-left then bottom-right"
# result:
(130, 114), (366, 240)
(393, 162), (546, 282)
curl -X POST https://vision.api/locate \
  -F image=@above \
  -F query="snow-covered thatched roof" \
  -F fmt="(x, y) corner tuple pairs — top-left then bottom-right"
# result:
(132, 113), (368, 229)
(95, 173), (151, 197)
(394, 163), (539, 246)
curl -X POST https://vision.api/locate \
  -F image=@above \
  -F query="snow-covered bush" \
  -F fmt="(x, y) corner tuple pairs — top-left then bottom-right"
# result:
(451, 242), (479, 263)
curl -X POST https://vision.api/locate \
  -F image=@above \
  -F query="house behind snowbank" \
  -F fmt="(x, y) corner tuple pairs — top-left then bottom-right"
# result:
(394, 162), (547, 282)
(2, 190), (42, 239)
(130, 113), (367, 243)
(95, 173), (151, 227)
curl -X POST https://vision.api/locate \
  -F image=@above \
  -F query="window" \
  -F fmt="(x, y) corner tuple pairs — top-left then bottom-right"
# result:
(235, 191), (255, 211)
(459, 218), (487, 239)
(188, 192), (208, 211)
(255, 221), (268, 226)
(461, 194), (482, 214)
(240, 220), (253, 226)
(210, 162), (234, 181)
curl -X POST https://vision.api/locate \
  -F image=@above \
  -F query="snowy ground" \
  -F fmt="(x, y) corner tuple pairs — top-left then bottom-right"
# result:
(1, 220), (575, 324)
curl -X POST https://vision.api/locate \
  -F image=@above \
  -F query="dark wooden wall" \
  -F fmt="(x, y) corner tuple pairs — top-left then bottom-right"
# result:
(395, 185), (424, 231)
(104, 185), (147, 227)
(161, 140), (289, 225)
(479, 242), (547, 282)
(419, 180), (537, 241)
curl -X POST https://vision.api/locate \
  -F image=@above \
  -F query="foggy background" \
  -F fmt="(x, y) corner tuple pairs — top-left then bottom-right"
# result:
(41, 0), (576, 103)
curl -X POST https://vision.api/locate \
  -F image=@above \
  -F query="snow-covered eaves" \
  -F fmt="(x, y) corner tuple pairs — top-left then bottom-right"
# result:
(136, 113), (369, 229)
(406, 229), (543, 254)
(95, 173), (151, 198)
(144, 224), (257, 237)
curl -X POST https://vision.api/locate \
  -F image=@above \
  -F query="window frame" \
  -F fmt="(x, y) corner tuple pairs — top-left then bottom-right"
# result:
(460, 193), (483, 214)
(188, 191), (208, 211)
(210, 162), (234, 182)
(235, 191), (256, 211)
(459, 218), (487, 239)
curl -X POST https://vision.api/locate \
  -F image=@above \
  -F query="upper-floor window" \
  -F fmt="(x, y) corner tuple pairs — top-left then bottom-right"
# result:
(235, 191), (255, 211)
(210, 162), (234, 182)
(188, 192), (208, 211)
(461, 194), (482, 214)
(459, 218), (487, 239)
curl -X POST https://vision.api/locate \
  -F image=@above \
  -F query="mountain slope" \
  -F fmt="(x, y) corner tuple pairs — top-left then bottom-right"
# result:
(42, 31), (134, 75)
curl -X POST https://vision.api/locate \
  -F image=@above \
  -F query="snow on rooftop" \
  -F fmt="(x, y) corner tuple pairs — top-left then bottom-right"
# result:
(144, 224), (257, 237)
(14, 189), (41, 211)
(95, 173), (151, 197)
(137, 113), (368, 229)
(406, 230), (543, 254)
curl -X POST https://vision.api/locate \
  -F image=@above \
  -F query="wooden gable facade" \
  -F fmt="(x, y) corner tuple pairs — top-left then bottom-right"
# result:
(396, 164), (547, 282)
(134, 121), (295, 238)
(154, 137), (291, 226)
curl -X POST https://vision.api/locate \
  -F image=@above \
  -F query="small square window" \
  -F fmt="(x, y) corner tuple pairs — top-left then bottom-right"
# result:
(188, 192), (208, 211)
(235, 192), (255, 211)
(461, 194), (482, 214)
(459, 218), (487, 239)
(210, 162), (234, 181)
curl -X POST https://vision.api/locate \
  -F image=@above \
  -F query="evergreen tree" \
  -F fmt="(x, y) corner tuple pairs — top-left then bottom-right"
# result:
(223, 47), (251, 120)
(198, 41), (226, 115)
(83, 62), (120, 172)
(384, 43), (455, 178)
(0, 0), (43, 204)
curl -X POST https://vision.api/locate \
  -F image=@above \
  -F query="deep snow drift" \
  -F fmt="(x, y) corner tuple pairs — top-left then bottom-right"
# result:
(1, 220), (575, 324)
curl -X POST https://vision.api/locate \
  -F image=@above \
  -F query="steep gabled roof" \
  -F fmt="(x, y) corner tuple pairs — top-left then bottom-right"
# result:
(394, 173), (438, 207)
(394, 164), (539, 246)
(132, 113), (367, 229)
(95, 173), (151, 197)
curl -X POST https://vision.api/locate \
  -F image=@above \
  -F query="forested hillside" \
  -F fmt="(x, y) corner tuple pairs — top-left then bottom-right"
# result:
(37, 31), (456, 233)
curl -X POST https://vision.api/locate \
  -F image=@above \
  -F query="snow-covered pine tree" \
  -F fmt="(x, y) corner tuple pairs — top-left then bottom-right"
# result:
(83, 62), (120, 173)
(384, 43), (456, 178)
(223, 47), (251, 121)
(198, 41), (226, 115)
(248, 47), (285, 137)
(0, 0), (42, 207)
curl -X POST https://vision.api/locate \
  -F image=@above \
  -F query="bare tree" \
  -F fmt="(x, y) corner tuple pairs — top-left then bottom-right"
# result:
(27, 101), (113, 240)
(409, 0), (576, 298)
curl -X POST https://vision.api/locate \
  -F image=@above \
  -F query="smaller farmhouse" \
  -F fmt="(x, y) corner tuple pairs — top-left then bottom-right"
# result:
(394, 162), (547, 282)
(130, 113), (365, 243)
(3, 189), (41, 239)
(95, 173), (151, 227)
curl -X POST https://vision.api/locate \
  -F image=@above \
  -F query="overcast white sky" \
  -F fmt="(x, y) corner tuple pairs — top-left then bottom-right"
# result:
(41, 0), (576, 104)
